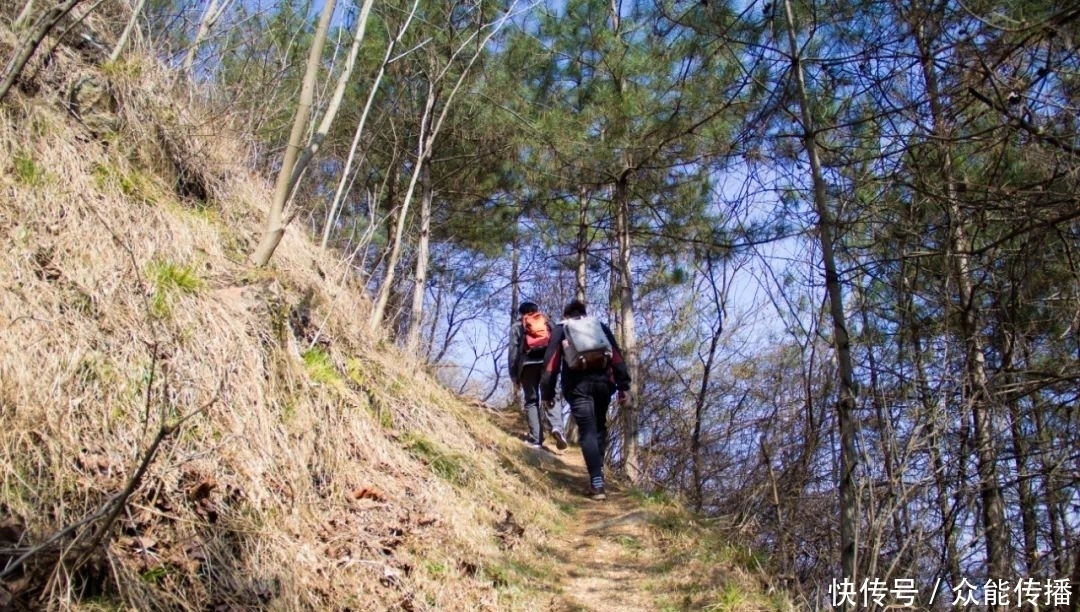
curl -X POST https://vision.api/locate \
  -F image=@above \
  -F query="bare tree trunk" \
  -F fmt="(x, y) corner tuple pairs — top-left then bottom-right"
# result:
(249, 0), (337, 267)
(761, 439), (790, 571)
(1001, 330), (1038, 574)
(928, 407), (963, 590)
(613, 171), (641, 483)
(320, 0), (418, 251)
(1008, 397), (1037, 573)
(860, 285), (909, 576)
(910, 284), (963, 590)
(379, 179), (399, 273)
(1070, 546), (1080, 612)
(576, 187), (588, 302)
(957, 224), (1009, 584)
(597, 229), (620, 452)
(109, 0), (147, 61)
(13, 0), (37, 29)
(424, 282), (443, 359)
(691, 252), (725, 511)
(509, 222), (521, 399)
(182, 0), (235, 77)
(252, 0), (376, 267)
(912, 13), (1009, 585)
(1032, 392), (1067, 576)
(511, 224), (520, 318)
(781, 0), (860, 591)
(406, 161), (433, 356)
(0, 0), (84, 102)
(288, 0), (374, 197)
(370, 83), (437, 330)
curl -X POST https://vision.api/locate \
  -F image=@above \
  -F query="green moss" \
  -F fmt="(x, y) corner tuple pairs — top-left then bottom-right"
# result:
(554, 500), (577, 515)
(140, 565), (168, 583)
(373, 401), (393, 429)
(723, 544), (768, 572)
(479, 562), (512, 588)
(62, 284), (99, 318)
(11, 225), (31, 246)
(29, 113), (58, 137)
(641, 503), (784, 612)
(403, 433), (472, 486)
(187, 201), (218, 221)
(12, 152), (45, 186)
(101, 130), (124, 148)
(386, 374), (408, 394)
(75, 351), (117, 389)
(628, 488), (676, 506)
(302, 347), (344, 388)
(2, 463), (38, 510)
(500, 558), (545, 581)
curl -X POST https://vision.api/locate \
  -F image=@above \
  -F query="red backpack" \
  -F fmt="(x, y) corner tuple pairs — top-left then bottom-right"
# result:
(521, 311), (551, 357)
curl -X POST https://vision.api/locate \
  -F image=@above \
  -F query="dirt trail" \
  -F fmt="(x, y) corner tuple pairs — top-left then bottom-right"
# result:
(533, 445), (660, 612)
(491, 410), (663, 612)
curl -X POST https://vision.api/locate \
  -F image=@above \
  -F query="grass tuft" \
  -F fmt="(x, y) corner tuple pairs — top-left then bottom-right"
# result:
(12, 152), (45, 185)
(702, 584), (748, 611)
(101, 57), (143, 79)
(147, 258), (201, 318)
(92, 162), (160, 204)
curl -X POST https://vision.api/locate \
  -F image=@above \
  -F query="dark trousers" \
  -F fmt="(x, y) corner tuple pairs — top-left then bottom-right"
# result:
(520, 364), (563, 444)
(566, 380), (613, 486)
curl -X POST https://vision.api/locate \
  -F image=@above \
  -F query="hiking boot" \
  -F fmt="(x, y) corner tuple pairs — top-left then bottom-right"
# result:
(586, 486), (606, 501)
(551, 429), (568, 450)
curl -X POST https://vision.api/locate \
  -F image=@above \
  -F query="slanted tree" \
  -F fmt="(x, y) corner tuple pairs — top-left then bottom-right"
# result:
(0, 0), (86, 102)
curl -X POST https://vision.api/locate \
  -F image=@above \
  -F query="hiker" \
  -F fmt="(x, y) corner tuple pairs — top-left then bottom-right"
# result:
(540, 299), (631, 501)
(508, 301), (568, 450)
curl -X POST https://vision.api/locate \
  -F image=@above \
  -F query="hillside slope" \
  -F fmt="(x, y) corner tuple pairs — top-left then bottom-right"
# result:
(0, 21), (789, 612)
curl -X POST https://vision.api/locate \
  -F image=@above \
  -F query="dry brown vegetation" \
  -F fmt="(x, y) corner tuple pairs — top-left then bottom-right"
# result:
(0, 11), (788, 612)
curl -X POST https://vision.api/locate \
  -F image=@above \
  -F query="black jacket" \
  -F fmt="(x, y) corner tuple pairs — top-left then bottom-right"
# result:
(539, 317), (631, 399)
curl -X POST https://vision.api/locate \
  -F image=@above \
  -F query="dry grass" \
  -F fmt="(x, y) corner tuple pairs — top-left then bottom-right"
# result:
(0, 17), (572, 612)
(0, 127), (555, 606)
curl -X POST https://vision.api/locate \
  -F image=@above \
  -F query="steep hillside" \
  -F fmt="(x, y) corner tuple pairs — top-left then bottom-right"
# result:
(0, 17), (789, 612)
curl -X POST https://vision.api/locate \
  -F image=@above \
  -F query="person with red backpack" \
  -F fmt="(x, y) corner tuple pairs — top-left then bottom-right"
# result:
(508, 301), (568, 450)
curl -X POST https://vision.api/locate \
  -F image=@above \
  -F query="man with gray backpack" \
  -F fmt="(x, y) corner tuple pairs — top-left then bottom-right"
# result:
(539, 299), (631, 501)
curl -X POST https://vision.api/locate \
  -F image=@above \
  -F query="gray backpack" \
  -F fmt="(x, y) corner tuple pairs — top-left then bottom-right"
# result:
(560, 316), (612, 371)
